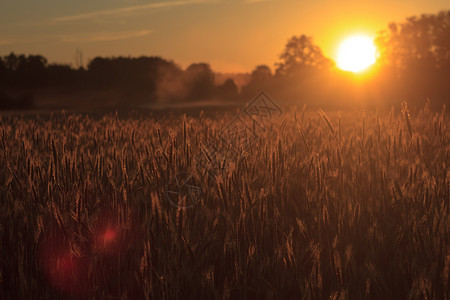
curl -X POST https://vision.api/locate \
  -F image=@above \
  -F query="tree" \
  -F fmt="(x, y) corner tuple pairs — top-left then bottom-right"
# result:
(276, 35), (332, 76)
(241, 65), (273, 99)
(0, 53), (48, 87)
(17, 55), (48, 86)
(184, 63), (215, 100)
(375, 10), (450, 72)
(251, 65), (272, 82)
(374, 10), (450, 106)
(46, 64), (79, 86)
(0, 57), (6, 86)
(4, 53), (21, 72)
(215, 78), (238, 100)
(87, 56), (181, 95)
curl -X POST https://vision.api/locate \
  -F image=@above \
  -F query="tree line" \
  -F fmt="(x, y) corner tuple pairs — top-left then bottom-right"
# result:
(0, 10), (449, 109)
(0, 55), (240, 108)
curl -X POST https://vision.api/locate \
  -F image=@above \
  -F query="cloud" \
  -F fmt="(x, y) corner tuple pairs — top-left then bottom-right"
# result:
(61, 30), (152, 43)
(54, 0), (206, 22)
(0, 37), (46, 45)
(244, 0), (273, 3)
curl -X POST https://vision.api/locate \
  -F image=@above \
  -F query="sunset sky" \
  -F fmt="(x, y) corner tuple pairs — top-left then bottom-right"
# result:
(1, 0), (448, 72)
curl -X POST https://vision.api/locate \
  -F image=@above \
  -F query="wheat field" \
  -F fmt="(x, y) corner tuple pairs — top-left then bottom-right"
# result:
(0, 103), (448, 299)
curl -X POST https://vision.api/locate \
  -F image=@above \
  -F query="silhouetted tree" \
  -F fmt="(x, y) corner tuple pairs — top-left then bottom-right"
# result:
(1, 53), (21, 85)
(17, 55), (47, 86)
(184, 63), (215, 100)
(251, 65), (272, 82)
(375, 10), (450, 106)
(215, 78), (239, 100)
(0, 53), (49, 87)
(241, 65), (273, 99)
(256, 35), (337, 104)
(0, 57), (6, 87)
(4, 53), (21, 72)
(276, 35), (332, 76)
(376, 11), (450, 72)
(46, 64), (80, 86)
(87, 56), (181, 96)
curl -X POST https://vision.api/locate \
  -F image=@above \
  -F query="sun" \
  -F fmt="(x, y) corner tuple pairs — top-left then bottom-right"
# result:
(336, 35), (377, 73)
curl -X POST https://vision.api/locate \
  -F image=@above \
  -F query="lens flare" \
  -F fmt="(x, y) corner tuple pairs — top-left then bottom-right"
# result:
(38, 231), (91, 298)
(102, 227), (118, 244)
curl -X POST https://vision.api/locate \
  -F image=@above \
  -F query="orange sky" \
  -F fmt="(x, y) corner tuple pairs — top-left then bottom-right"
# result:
(0, 0), (448, 72)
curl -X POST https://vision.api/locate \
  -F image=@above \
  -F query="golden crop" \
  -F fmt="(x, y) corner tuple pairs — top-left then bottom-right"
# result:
(0, 103), (448, 299)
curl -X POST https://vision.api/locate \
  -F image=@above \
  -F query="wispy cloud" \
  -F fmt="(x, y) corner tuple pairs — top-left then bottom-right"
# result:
(244, 0), (273, 3)
(60, 30), (152, 43)
(0, 37), (47, 46)
(54, 0), (205, 22)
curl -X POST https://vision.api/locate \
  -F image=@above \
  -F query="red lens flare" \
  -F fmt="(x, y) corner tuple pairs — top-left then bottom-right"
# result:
(95, 223), (121, 255)
(38, 231), (91, 298)
(102, 227), (118, 244)
(38, 209), (142, 297)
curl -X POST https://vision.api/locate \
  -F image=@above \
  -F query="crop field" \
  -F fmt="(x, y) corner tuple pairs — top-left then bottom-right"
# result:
(0, 102), (448, 299)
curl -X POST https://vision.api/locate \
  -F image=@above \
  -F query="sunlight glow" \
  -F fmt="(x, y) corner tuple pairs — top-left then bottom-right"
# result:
(336, 35), (377, 73)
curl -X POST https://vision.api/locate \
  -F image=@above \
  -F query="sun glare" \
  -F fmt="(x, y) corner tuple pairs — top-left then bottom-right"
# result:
(336, 35), (377, 73)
